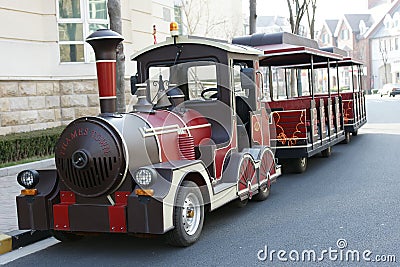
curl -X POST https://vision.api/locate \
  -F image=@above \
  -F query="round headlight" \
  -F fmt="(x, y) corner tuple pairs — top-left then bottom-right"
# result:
(134, 168), (156, 186)
(17, 170), (39, 189)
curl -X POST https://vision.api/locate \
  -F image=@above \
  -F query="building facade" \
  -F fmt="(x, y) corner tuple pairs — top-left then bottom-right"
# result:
(318, 19), (339, 47)
(0, 0), (242, 136)
(366, 1), (400, 89)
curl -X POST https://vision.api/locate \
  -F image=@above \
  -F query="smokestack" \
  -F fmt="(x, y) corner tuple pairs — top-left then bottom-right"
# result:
(86, 29), (124, 114)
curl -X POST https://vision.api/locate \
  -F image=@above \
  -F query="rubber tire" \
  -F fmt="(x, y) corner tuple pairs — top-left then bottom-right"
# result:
(321, 146), (332, 158)
(234, 198), (249, 208)
(341, 132), (351, 144)
(165, 181), (204, 247)
(280, 159), (292, 174)
(253, 181), (271, 202)
(51, 230), (83, 242)
(290, 157), (308, 173)
(352, 130), (358, 136)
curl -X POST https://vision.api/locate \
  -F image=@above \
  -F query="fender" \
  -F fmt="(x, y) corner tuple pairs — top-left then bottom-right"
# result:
(16, 170), (59, 230)
(135, 160), (213, 233)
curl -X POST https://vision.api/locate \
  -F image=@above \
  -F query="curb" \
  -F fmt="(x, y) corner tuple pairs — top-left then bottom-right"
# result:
(0, 230), (50, 255)
(0, 158), (55, 178)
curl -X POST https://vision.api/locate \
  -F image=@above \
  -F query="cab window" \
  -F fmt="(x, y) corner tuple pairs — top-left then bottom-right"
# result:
(187, 64), (217, 100)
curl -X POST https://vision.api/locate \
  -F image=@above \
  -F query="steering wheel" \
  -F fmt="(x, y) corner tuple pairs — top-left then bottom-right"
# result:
(200, 88), (218, 99)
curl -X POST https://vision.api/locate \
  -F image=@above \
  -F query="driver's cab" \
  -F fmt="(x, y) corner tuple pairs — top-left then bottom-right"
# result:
(131, 35), (263, 178)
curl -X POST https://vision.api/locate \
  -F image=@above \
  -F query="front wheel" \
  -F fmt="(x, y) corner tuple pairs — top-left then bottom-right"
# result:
(165, 181), (204, 247)
(352, 130), (358, 136)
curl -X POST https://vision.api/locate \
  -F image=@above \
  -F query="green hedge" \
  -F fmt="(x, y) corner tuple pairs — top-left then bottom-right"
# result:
(0, 126), (65, 164)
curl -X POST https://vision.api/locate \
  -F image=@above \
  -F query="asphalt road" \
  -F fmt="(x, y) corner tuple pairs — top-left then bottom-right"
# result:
(2, 95), (399, 266)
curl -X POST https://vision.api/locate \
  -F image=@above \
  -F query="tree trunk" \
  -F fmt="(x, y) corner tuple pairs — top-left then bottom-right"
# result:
(108, 0), (126, 113)
(306, 0), (317, 39)
(249, 0), (257, 34)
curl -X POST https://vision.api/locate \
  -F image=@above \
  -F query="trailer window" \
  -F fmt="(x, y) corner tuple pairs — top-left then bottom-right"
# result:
(187, 64), (217, 100)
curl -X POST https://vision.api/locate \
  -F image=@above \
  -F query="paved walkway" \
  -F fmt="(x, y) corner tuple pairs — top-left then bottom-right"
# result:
(0, 159), (55, 233)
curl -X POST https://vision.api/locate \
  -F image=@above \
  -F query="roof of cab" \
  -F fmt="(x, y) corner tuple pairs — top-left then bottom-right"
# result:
(130, 35), (263, 61)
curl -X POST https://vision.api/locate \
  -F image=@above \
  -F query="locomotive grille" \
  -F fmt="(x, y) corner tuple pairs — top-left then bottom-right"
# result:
(55, 117), (126, 197)
(57, 156), (118, 189)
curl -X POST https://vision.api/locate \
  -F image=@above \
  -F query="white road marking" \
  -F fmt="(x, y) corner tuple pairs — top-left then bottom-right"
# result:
(0, 237), (59, 265)
(359, 123), (400, 135)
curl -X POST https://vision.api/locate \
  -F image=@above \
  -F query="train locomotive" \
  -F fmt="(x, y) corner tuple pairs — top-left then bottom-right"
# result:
(15, 26), (281, 247)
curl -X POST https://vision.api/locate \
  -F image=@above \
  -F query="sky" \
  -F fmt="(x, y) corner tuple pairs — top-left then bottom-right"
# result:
(243, 0), (370, 26)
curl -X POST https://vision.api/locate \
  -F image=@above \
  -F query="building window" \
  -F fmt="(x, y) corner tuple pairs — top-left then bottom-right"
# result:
(341, 29), (349, 40)
(384, 14), (392, 29)
(174, 5), (184, 35)
(163, 7), (171, 22)
(325, 34), (331, 43)
(322, 33), (330, 44)
(395, 38), (399, 50)
(394, 12), (400, 28)
(58, 0), (109, 63)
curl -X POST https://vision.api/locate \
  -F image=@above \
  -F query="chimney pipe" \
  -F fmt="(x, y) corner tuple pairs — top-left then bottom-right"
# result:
(86, 29), (124, 114)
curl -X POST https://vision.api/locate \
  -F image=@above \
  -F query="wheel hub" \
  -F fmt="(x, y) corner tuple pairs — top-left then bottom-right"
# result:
(182, 193), (200, 236)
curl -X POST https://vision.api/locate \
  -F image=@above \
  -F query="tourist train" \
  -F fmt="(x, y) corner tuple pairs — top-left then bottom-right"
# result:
(15, 23), (366, 246)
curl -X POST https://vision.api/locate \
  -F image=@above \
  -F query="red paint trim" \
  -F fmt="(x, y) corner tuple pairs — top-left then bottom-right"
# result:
(252, 114), (262, 145)
(262, 46), (342, 60)
(261, 108), (271, 147)
(114, 191), (130, 205)
(60, 191), (76, 204)
(136, 110), (186, 162)
(53, 204), (70, 230)
(108, 206), (127, 233)
(96, 62), (116, 97)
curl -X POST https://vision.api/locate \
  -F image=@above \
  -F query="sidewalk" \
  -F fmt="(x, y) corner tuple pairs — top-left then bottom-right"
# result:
(0, 158), (55, 254)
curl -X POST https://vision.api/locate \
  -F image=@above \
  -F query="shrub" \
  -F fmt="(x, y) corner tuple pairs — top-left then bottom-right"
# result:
(0, 126), (65, 164)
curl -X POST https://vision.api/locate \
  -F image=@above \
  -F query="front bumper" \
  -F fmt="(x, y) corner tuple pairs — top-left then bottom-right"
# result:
(18, 191), (166, 235)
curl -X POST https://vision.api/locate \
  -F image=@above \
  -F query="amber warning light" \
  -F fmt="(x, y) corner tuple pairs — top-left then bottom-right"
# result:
(170, 22), (179, 37)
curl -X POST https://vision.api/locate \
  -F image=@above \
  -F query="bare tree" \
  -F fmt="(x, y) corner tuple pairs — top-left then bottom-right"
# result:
(177, 0), (203, 34)
(176, 0), (228, 37)
(249, 0), (257, 34)
(287, 0), (308, 35)
(305, 0), (317, 39)
(107, 0), (126, 113)
(286, 0), (307, 97)
(379, 40), (389, 84)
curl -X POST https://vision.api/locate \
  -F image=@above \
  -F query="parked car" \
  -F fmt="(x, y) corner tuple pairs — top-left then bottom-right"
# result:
(379, 83), (400, 97)
(390, 84), (400, 97)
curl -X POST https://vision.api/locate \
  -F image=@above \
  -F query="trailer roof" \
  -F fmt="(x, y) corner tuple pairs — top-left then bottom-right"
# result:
(277, 57), (365, 69)
(320, 46), (348, 57)
(131, 35), (262, 61)
(232, 32), (343, 67)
